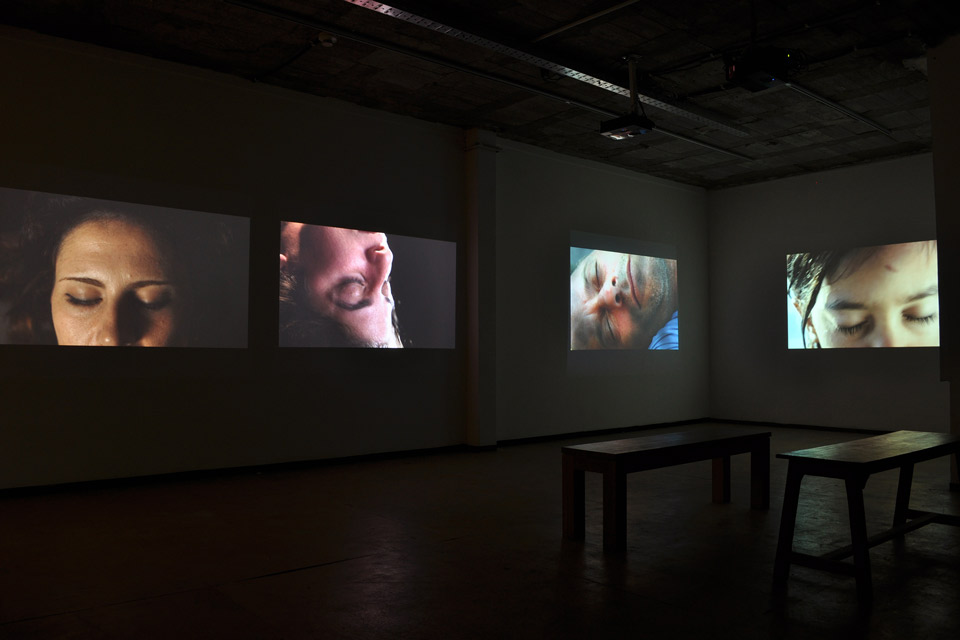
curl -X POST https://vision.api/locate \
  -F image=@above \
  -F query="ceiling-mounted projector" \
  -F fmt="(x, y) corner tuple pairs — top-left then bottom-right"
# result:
(600, 56), (655, 140)
(600, 113), (656, 140)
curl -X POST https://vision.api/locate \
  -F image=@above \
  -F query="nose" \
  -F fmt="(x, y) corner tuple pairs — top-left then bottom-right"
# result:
(365, 242), (394, 290)
(598, 276), (624, 308)
(584, 276), (624, 315)
(94, 297), (147, 346)
(93, 306), (121, 347)
(867, 318), (899, 347)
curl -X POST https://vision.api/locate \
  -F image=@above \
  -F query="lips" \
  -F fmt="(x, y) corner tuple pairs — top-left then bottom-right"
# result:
(626, 255), (642, 310)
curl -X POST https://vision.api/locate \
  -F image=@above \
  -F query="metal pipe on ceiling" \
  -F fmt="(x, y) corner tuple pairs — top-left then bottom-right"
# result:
(531, 0), (644, 43)
(334, 2), (895, 149)
(783, 82), (894, 138)
(338, 0), (750, 137)
(225, 0), (752, 160)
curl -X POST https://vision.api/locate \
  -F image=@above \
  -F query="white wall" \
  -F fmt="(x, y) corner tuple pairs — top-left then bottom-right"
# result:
(708, 155), (949, 431)
(495, 142), (710, 440)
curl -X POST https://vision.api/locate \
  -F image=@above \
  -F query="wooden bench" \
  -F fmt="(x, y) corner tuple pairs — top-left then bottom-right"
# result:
(773, 430), (960, 607)
(562, 426), (771, 551)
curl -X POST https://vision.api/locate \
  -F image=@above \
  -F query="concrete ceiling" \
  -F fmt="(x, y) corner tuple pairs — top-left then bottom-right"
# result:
(2, 0), (957, 188)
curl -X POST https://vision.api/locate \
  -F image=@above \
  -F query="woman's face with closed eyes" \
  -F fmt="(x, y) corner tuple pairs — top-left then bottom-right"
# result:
(299, 225), (402, 348)
(50, 218), (180, 347)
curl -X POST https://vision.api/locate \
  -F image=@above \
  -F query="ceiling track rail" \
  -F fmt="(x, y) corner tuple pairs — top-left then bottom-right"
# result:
(338, 0), (749, 137)
(532, 0), (644, 43)
(783, 82), (894, 138)
(226, 0), (752, 160)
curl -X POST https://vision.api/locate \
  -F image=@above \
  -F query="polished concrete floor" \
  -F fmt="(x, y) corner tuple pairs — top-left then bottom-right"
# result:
(1, 423), (959, 639)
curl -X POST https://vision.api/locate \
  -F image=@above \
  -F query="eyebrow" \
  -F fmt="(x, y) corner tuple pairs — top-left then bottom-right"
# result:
(824, 299), (865, 311)
(904, 285), (938, 303)
(825, 284), (939, 311)
(59, 276), (104, 286)
(58, 277), (172, 288)
(335, 298), (373, 312)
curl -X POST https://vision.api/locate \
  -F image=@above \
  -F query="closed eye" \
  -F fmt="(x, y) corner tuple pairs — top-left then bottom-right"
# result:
(65, 294), (100, 307)
(836, 320), (868, 336)
(605, 315), (617, 344)
(333, 278), (372, 311)
(138, 293), (173, 311)
(595, 313), (607, 347)
(595, 311), (617, 347)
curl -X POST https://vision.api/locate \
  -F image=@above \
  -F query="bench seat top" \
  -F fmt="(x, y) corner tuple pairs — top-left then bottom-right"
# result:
(561, 426), (770, 459)
(776, 430), (960, 475)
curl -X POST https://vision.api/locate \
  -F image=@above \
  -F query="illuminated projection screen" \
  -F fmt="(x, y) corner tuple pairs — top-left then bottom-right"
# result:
(279, 221), (456, 348)
(786, 240), (939, 349)
(0, 187), (250, 348)
(570, 232), (678, 351)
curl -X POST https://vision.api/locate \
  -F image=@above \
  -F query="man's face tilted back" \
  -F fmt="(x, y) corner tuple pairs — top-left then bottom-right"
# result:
(570, 250), (677, 349)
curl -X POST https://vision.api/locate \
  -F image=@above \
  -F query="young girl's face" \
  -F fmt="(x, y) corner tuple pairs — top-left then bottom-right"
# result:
(806, 242), (938, 348)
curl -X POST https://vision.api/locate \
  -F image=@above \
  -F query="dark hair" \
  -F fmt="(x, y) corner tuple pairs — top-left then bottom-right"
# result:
(787, 250), (874, 348)
(0, 192), (246, 346)
(786, 242), (936, 348)
(278, 268), (401, 348)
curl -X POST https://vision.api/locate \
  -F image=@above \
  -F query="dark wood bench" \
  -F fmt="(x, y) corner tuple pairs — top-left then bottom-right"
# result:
(562, 426), (771, 551)
(773, 430), (960, 607)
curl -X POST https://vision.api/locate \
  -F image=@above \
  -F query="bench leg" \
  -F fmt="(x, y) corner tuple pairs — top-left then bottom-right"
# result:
(893, 463), (914, 528)
(712, 456), (731, 503)
(562, 451), (585, 541)
(951, 451), (959, 492)
(603, 463), (627, 551)
(773, 462), (804, 593)
(751, 437), (770, 509)
(845, 475), (873, 608)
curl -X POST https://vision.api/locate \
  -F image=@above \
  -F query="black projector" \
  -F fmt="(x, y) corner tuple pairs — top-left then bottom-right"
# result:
(599, 113), (656, 140)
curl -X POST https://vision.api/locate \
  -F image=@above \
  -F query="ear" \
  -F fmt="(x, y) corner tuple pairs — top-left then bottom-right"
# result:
(279, 253), (289, 271)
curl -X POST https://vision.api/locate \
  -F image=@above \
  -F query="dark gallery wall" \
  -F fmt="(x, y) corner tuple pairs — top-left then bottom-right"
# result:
(707, 154), (948, 431)
(0, 27), (468, 488)
(929, 33), (960, 483)
(4, 22), (950, 489)
(0, 27), (712, 489)
(494, 143), (710, 441)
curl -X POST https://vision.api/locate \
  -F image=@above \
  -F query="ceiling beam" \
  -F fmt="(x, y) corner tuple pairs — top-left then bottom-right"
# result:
(531, 0), (644, 43)
(225, 0), (752, 160)
(336, 0), (750, 137)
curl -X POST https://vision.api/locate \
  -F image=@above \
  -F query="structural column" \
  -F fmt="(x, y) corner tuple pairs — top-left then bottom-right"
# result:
(464, 128), (500, 447)
(930, 35), (960, 490)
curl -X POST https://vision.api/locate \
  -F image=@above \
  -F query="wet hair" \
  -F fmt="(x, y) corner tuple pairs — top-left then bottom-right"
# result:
(786, 241), (937, 348)
(0, 193), (245, 346)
